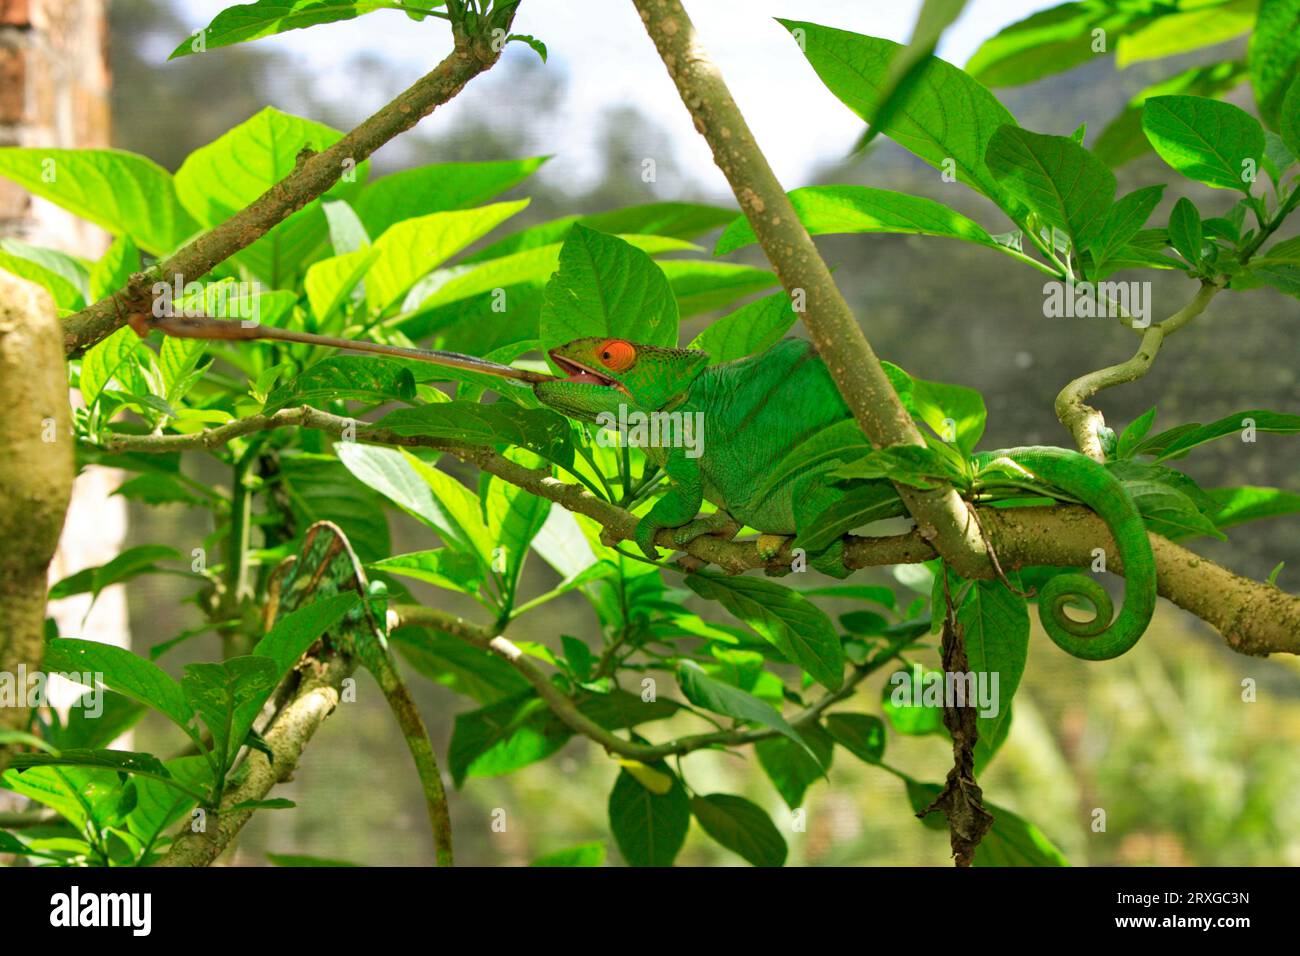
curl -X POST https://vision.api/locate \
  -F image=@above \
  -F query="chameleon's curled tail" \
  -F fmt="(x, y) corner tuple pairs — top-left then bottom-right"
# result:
(980, 447), (1158, 661)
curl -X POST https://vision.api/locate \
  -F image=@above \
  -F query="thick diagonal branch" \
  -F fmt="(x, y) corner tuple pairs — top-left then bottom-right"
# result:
(61, 14), (516, 356)
(630, 0), (991, 578)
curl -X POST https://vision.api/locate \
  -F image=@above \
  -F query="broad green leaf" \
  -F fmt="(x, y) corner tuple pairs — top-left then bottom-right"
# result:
(48, 544), (181, 602)
(607, 763), (690, 867)
(89, 235), (140, 302)
(322, 198), (369, 254)
(956, 575), (1029, 749)
(965, 2), (1136, 87)
(372, 401), (575, 469)
(825, 713), (887, 764)
(659, 260), (777, 316)
(685, 572), (844, 691)
(798, 584), (897, 610)
(303, 247), (378, 322)
(1117, 0), (1255, 68)
(1133, 408), (1300, 461)
(782, 19), (1020, 213)
(830, 445), (963, 489)
(529, 842), (606, 867)
(1116, 406), (1158, 459)
(1, 765), (134, 834)
(42, 639), (195, 737)
(0, 239), (88, 301)
(676, 660), (813, 756)
(1094, 61), (1248, 169)
(882, 667), (946, 735)
(466, 201), (735, 263)
(170, 0), (395, 59)
(0, 250), (82, 311)
(483, 461), (551, 602)
(369, 549), (484, 594)
(7, 748), (169, 780)
(986, 126), (1116, 257)
(797, 481), (910, 552)
(1167, 197), (1204, 266)
(354, 157), (547, 238)
(1091, 186), (1165, 271)
(909, 373), (987, 454)
(48, 691), (146, 752)
(400, 450), (496, 565)
(181, 657), (279, 771)
(690, 794), (787, 867)
(1283, 74), (1300, 156)
(0, 148), (198, 254)
(279, 453), (391, 562)
(263, 354), (417, 412)
(539, 225), (679, 357)
(1108, 461), (1225, 540)
(122, 756), (211, 858)
(392, 626), (530, 703)
(754, 723), (835, 810)
(1207, 485), (1300, 528)
(715, 185), (1004, 256)
(1250, 0), (1300, 128)
(1141, 95), (1265, 192)
(366, 200), (529, 310)
(688, 289), (797, 363)
(175, 107), (369, 284)
(78, 327), (141, 409)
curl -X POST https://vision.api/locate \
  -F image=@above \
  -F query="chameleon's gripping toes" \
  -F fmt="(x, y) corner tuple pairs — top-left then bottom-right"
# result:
(971, 447), (1157, 661)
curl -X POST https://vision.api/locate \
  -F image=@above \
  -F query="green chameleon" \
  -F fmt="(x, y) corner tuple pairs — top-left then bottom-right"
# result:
(534, 336), (1157, 662)
(144, 316), (1157, 662)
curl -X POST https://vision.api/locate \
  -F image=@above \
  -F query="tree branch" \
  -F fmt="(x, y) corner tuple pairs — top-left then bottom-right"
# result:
(1056, 281), (1222, 459)
(61, 11), (517, 356)
(629, 0), (992, 578)
(100, 408), (1300, 656)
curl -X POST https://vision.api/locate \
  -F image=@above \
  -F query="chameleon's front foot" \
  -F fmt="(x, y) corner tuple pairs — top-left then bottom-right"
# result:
(756, 534), (788, 562)
(634, 517), (662, 560)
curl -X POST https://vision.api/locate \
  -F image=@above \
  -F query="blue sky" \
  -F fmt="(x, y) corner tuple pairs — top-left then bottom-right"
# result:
(166, 1), (1052, 190)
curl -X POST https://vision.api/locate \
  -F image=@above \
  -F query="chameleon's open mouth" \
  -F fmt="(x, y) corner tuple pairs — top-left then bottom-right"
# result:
(549, 350), (618, 387)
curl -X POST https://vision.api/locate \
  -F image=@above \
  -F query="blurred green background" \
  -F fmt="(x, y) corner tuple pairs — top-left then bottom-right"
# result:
(109, 0), (1300, 866)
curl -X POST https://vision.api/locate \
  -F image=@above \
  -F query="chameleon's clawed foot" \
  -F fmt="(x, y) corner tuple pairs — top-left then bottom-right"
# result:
(634, 517), (662, 560)
(756, 534), (789, 562)
(670, 510), (738, 548)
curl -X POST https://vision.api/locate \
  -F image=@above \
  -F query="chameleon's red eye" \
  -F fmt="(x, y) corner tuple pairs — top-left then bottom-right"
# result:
(598, 339), (636, 372)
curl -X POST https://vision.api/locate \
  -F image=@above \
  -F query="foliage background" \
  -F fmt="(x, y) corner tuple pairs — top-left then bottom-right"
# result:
(86, 0), (1300, 865)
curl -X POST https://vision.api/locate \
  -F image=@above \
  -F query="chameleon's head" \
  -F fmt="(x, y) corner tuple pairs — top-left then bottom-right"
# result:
(535, 337), (708, 422)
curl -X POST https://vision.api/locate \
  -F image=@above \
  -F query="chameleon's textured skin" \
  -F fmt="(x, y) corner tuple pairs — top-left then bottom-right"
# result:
(535, 337), (1157, 660)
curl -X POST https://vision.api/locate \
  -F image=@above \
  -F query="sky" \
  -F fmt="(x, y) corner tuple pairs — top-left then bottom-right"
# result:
(165, 1), (1052, 191)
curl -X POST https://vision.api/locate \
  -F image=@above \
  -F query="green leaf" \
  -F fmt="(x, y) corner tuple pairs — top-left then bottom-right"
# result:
(1107, 460), (1226, 541)
(1250, 0), (1300, 129)
(676, 660), (814, 757)
(539, 225), (679, 357)
(1117, 0), (1255, 68)
(354, 157), (547, 239)
(1207, 485), (1300, 528)
(1094, 61), (1248, 169)
(175, 107), (369, 284)
(986, 125), (1116, 258)
(909, 372), (987, 454)
(799, 584), (897, 610)
(830, 445), (963, 489)
(0, 148), (198, 255)
(279, 453), (391, 562)
(227, 798), (296, 811)
(303, 247), (379, 322)
(964, 2), (1134, 87)
(507, 33), (547, 62)
(88, 235), (139, 302)
(250, 592), (361, 679)
(372, 401), (574, 469)
(369, 549), (484, 595)
(263, 355), (417, 412)
(754, 723), (835, 810)
(42, 639), (195, 735)
(170, 0), (395, 58)
(48, 544), (180, 602)
(1133, 409), (1300, 461)
(1167, 197), (1204, 266)
(448, 696), (570, 784)
(825, 713), (887, 764)
(7, 748), (168, 780)
(690, 794), (787, 867)
(714, 185), (1005, 256)
(392, 626), (529, 703)
(687, 289), (797, 364)
(466, 201), (734, 263)
(1283, 74), (1300, 156)
(781, 20), (1020, 214)
(956, 576), (1028, 749)
(1091, 186), (1165, 273)
(797, 481), (910, 553)
(529, 842), (606, 867)
(483, 465), (552, 603)
(661, 260), (777, 316)
(607, 762), (690, 867)
(366, 200), (529, 310)
(181, 657), (279, 770)
(49, 691), (146, 752)
(1141, 95), (1265, 193)
(684, 573), (844, 691)
(79, 326), (142, 408)
(0, 249), (83, 311)
(322, 199), (370, 255)
(882, 667), (946, 735)
(267, 852), (361, 866)
(1116, 406), (1158, 459)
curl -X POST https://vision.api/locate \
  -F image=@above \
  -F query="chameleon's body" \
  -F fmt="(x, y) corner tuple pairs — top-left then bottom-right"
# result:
(537, 337), (1157, 661)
